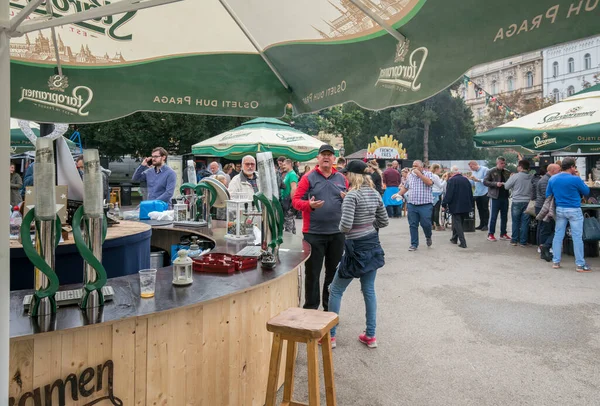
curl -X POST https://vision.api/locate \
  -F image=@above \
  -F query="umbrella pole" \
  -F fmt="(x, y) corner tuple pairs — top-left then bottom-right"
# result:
(0, 0), (11, 400)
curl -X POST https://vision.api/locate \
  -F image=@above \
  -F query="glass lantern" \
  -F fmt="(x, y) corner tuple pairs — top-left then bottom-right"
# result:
(172, 249), (193, 286)
(225, 199), (254, 240)
(174, 202), (188, 222)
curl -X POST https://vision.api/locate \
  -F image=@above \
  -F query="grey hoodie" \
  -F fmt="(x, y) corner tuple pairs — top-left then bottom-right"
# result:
(504, 171), (532, 203)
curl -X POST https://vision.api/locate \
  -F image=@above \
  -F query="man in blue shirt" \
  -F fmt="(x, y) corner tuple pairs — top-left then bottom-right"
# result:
(132, 147), (177, 204)
(468, 160), (489, 231)
(546, 157), (591, 272)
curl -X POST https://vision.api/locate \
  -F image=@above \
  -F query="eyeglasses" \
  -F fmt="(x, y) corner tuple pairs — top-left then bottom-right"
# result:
(244, 162), (256, 166)
(151, 155), (162, 158)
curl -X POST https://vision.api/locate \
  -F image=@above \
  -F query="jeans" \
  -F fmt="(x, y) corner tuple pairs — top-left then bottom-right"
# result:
(386, 205), (402, 218)
(329, 269), (377, 338)
(511, 201), (530, 245)
(407, 203), (433, 247)
(474, 195), (490, 228)
(553, 207), (585, 266)
(489, 198), (509, 235)
(302, 233), (345, 311)
(535, 206), (555, 247)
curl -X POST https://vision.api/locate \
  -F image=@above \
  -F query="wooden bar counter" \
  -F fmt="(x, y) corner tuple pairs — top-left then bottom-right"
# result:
(9, 225), (309, 406)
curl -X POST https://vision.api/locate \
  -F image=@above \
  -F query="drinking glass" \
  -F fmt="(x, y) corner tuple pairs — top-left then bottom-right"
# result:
(139, 269), (157, 298)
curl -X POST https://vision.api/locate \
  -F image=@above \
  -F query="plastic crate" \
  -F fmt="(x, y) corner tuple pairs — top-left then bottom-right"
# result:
(192, 254), (258, 274)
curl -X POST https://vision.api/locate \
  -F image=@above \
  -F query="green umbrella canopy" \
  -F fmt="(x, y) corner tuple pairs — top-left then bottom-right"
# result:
(8, 0), (600, 124)
(192, 118), (331, 160)
(474, 84), (600, 153)
(10, 118), (77, 154)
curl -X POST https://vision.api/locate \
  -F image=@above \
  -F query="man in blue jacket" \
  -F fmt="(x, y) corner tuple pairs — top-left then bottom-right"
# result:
(546, 158), (591, 272)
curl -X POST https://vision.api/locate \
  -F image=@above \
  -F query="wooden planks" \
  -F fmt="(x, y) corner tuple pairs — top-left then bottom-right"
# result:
(9, 268), (299, 405)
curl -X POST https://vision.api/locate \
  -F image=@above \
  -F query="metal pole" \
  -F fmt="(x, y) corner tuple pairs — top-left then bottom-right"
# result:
(31, 220), (56, 317)
(0, 0), (11, 399)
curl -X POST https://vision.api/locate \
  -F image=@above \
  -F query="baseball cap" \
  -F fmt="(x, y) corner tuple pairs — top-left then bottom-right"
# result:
(346, 160), (367, 174)
(318, 144), (335, 154)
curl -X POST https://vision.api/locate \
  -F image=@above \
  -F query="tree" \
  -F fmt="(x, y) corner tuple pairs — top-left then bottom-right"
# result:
(74, 112), (243, 160)
(476, 90), (554, 133)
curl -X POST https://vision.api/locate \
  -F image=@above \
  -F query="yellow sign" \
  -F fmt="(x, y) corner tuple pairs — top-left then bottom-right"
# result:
(366, 135), (407, 159)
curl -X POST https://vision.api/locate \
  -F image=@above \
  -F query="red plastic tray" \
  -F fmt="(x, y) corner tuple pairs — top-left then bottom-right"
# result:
(192, 254), (258, 274)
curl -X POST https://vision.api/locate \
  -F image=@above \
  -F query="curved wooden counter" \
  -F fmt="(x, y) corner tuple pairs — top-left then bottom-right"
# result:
(9, 227), (309, 406)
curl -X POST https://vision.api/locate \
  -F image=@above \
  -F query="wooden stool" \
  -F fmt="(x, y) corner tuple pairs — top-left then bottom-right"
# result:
(265, 307), (339, 406)
(110, 187), (121, 207)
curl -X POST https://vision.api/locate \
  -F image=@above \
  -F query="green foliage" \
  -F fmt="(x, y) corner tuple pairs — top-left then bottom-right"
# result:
(73, 112), (243, 160)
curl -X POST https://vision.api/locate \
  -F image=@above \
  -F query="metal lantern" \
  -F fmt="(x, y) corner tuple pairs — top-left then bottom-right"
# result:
(225, 199), (253, 240)
(172, 249), (193, 286)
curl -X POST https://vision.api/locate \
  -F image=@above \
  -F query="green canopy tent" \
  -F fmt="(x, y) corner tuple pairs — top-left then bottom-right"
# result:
(192, 118), (330, 160)
(474, 84), (600, 153)
(10, 119), (77, 155)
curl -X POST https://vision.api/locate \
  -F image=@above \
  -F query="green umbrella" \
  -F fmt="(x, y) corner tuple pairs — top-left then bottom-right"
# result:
(192, 118), (329, 160)
(10, 118), (77, 154)
(7, 0), (600, 123)
(474, 84), (600, 152)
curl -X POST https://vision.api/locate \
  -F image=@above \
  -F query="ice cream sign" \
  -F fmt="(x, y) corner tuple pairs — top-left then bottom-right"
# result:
(366, 135), (407, 160)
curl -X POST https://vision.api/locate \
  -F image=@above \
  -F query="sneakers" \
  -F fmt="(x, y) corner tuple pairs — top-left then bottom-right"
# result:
(576, 264), (592, 273)
(510, 241), (518, 246)
(552, 262), (561, 269)
(358, 332), (377, 348)
(426, 237), (433, 247)
(408, 245), (418, 251)
(540, 246), (552, 262)
(500, 234), (511, 241)
(480, 226), (488, 231)
(318, 336), (336, 348)
(487, 234), (497, 242)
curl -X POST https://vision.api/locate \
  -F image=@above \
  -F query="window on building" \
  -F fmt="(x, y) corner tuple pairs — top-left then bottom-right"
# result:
(507, 76), (514, 91)
(567, 85), (575, 96)
(491, 80), (497, 94)
(568, 58), (574, 73)
(552, 62), (559, 77)
(584, 53), (592, 70)
(553, 88), (560, 103)
(526, 71), (533, 88)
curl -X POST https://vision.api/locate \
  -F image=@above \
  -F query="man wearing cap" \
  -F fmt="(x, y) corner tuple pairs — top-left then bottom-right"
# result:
(293, 144), (349, 311)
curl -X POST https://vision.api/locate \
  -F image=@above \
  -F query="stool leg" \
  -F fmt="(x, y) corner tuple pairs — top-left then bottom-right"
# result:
(306, 338), (320, 406)
(321, 332), (337, 406)
(282, 340), (297, 403)
(265, 333), (284, 406)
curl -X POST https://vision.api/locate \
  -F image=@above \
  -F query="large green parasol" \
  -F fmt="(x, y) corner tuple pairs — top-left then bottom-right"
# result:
(192, 118), (328, 160)
(474, 84), (600, 153)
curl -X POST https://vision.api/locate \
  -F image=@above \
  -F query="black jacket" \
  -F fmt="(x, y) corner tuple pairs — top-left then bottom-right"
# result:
(483, 167), (511, 199)
(442, 174), (474, 214)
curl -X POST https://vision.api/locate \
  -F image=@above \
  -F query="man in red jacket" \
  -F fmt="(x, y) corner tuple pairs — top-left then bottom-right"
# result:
(293, 145), (348, 311)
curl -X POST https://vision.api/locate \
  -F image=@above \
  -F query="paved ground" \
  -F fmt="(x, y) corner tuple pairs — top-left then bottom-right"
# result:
(280, 217), (600, 406)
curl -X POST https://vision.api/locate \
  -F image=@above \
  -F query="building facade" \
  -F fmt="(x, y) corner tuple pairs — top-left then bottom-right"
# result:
(462, 51), (544, 122)
(542, 35), (600, 102)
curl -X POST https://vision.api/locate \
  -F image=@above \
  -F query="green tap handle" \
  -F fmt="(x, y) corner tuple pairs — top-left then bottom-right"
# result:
(195, 183), (217, 207)
(253, 193), (277, 249)
(20, 208), (61, 316)
(271, 197), (284, 245)
(72, 206), (108, 309)
(179, 182), (198, 195)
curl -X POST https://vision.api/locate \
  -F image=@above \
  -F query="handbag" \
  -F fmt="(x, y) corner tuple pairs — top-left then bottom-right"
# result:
(524, 200), (537, 216)
(583, 213), (600, 241)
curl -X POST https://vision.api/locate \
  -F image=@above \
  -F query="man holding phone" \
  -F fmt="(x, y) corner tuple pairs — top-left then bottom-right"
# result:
(293, 144), (348, 311)
(132, 147), (177, 203)
(483, 156), (511, 242)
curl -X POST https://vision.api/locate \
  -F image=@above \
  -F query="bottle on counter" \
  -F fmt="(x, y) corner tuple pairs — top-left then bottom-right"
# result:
(113, 203), (120, 219)
(9, 206), (22, 240)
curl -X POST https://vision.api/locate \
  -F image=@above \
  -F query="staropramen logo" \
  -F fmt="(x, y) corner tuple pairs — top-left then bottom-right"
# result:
(538, 106), (597, 124)
(19, 75), (93, 117)
(533, 132), (558, 149)
(376, 40), (428, 92)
